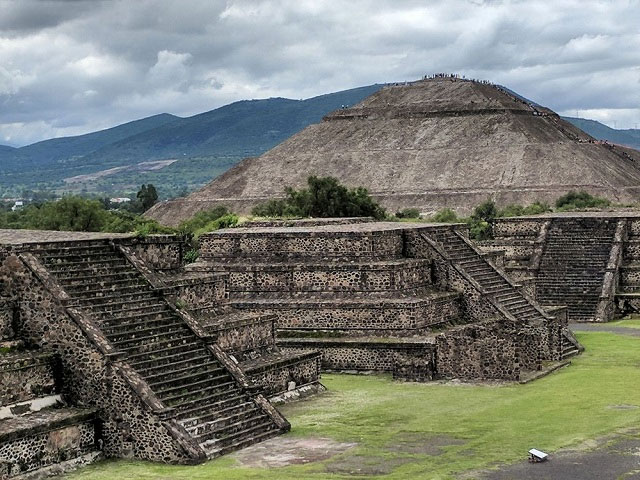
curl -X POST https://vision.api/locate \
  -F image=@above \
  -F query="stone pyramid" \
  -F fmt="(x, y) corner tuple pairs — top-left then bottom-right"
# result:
(148, 76), (640, 225)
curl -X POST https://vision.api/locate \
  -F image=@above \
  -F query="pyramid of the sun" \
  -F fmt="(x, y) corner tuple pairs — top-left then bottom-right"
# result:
(148, 77), (640, 225)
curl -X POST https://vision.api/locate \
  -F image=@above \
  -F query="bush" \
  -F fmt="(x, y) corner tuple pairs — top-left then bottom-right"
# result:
(499, 201), (552, 217)
(184, 249), (199, 264)
(468, 200), (497, 240)
(251, 199), (293, 217)
(431, 208), (458, 223)
(192, 214), (239, 239)
(555, 191), (610, 211)
(252, 176), (387, 220)
(177, 206), (230, 235)
(395, 208), (421, 219)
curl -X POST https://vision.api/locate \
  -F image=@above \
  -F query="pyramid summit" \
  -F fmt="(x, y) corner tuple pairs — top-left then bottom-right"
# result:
(147, 76), (640, 225)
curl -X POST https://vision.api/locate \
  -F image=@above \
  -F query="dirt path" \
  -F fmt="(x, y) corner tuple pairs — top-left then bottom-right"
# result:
(570, 322), (640, 337)
(475, 432), (640, 480)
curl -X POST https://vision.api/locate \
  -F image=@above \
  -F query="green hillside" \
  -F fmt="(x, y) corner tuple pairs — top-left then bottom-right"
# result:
(0, 85), (383, 198)
(562, 117), (640, 150)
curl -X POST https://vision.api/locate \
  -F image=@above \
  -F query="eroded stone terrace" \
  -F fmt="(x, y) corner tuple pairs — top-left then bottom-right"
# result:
(0, 219), (580, 477)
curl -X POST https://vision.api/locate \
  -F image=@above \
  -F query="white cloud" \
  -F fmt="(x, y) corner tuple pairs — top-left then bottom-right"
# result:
(0, 0), (639, 145)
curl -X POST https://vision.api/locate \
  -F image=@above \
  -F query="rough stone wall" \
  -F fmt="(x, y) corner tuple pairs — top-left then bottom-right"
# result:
(214, 319), (275, 360)
(479, 240), (535, 264)
(0, 418), (95, 478)
(246, 356), (320, 397)
(281, 343), (433, 372)
(435, 321), (520, 380)
(492, 219), (547, 238)
(169, 278), (226, 310)
(224, 260), (431, 294)
(117, 236), (186, 272)
(0, 353), (57, 406)
(2, 254), (199, 463)
(200, 230), (403, 261)
(0, 299), (14, 343)
(243, 295), (462, 332)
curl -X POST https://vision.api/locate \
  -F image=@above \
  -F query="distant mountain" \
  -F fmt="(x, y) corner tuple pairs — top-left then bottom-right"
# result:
(561, 117), (640, 150)
(77, 85), (384, 167)
(3, 80), (638, 200)
(0, 145), (16, 155)
(0, 85), (383, 197)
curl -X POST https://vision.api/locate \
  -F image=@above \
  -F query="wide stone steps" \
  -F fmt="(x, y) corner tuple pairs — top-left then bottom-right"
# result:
(109, 328), (193, 351)
(103, 317), (185, 338)
(42, 258), (128, 272)
(63, 283), (149, 299)
(125, 339), (203, 363)
(201, 420), (280, 457)
(428, 230), (546, 323)
(137, 353), (217, 379)
(62, 278), (148, 292)
(195, 414), (273, 445)
(183, 402), (257, 435)
(148, 365), (226, 391)
(163, 381), (239, 410)
(172, 393), (249, 423)
(35, 243), (285, 458)
(155, 372), (230, 398)
(55, 271), (142, 285)
(534, 220), (617, 321)
(82, 299), (166, 314)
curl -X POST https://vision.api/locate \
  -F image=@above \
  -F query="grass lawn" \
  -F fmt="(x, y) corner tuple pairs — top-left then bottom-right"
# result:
(609, 316), (640, 328)
(66, 331), (640, 479)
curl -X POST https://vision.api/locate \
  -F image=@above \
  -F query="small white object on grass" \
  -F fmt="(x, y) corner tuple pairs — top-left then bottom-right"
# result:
(528, 448), (548, 462)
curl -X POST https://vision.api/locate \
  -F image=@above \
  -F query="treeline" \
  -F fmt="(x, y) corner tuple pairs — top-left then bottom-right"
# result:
(425, 190), (611, 239)
(0, 175), (614, 245)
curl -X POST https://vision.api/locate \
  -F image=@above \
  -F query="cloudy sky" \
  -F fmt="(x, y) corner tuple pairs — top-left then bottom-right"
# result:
(0, 0), (639, 146)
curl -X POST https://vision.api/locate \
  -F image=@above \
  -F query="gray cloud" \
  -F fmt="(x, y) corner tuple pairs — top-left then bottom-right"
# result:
(0, 0), (639, 145)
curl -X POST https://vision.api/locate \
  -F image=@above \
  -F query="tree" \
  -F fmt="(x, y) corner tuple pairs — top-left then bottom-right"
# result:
(468, 199), (497, 240)
(137, 184), (158, 211)
(252, 176), (387, 219)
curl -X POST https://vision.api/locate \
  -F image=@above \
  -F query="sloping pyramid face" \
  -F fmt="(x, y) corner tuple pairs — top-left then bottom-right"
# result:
(148, 78), (640, 225)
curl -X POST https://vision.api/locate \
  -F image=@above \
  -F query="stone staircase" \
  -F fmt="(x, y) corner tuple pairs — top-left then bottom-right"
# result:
(31, 240), (284, 458)
(426, 229), (547, 323)
(536, 219), (617, 322)
(561, 332), (580, 360)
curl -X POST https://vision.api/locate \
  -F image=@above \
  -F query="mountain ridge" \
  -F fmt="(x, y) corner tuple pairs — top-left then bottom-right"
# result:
(1, 82), (639, 200)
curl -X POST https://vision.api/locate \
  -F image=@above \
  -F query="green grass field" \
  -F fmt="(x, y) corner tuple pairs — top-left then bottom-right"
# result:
(66, 331), (640, 479)
(610, 317), (640, 328)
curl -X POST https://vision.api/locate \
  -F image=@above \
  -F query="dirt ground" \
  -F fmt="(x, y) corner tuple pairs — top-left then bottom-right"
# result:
(474, 432), (640, 480)
(232, 436), (357, 468)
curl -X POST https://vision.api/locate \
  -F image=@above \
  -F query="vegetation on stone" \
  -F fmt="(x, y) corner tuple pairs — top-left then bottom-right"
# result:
(252, 176), (387, 220)
(395, 208), (421, 219)
(555, 190), (611, 211)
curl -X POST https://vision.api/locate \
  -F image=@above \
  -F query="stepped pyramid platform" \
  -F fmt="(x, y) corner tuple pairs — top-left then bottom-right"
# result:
(483, 211), (640, 322)
(0, 232), (294, 466)
(0, 221), (580, 472)
(190, 219), (576, 380)
(147, 77), (640, 226)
